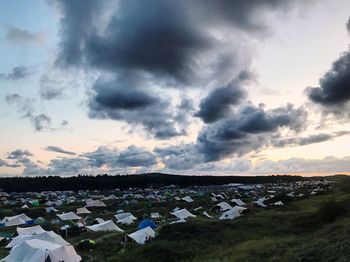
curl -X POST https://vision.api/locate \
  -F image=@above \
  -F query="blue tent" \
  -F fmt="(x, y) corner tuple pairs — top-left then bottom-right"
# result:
(138, 219), (157, 230)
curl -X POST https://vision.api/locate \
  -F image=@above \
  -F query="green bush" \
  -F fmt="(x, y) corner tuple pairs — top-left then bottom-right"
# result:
(318, 199), (345, 223)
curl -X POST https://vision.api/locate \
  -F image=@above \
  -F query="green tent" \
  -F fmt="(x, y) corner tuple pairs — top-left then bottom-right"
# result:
(31, 199), (40, 207)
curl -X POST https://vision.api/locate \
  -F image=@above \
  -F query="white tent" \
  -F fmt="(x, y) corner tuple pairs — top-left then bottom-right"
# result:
(94, 218), (105, 224)
(170, 219), (186, 224)
(76, 207), (91, 215)
(170, 208), (196, 220)
(127, 226), (156, 245)
(230, 198), (246, 206)
(86, 220), (124, 232)
(202, 211), (213, 219)
(151, 212), (161, 219)
(7, 231), (69, 248)
(85, 200), (106, 207)
(1, 214), (32, 227)
(215, 202), (232, 211)
(115, 215), (137, 225)
(115, 212), (134, 220)
(272, 201), (284, 206)
(17, 225), (45, 236)
(46, 207), (58, 213)
(57, 212), (81, 221)
(182, 196), (194, 203)
(219, 206), (247, 220)
(253, 197), (267, 208)
(1, 239), (81, 262)
(21, 204), (29, 209)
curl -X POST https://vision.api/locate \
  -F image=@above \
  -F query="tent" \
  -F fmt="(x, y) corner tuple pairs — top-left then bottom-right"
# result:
(127, 226), (156, 245)
(0, 239), (81, 262)
(6, 231), (69, 248)
(182, 196), (194, 203)
(215, 202), (232, 211)
(116, 215), (137, 225)
(1, 214), (32, 227)
(86, 220), (123, 232)
(272, 201), (284, 206)
(170, 208), (196, 220)
(219, 206), (247, 220)
(57, 212), (81, 221)
(85, 200), (106, 207)
(150, 212), (161, 219)
(30, 200), (40, 207)
(230, 198), (246, 206)
(202, 211), (213, 219)
(76, 207), (91, 215)
(46, 207), (58, 213)
(138, 219), (157, 230)
(17, 225), (45, 236)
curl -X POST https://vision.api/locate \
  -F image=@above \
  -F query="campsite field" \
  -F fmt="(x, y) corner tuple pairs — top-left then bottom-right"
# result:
(1, 176), (350, 261)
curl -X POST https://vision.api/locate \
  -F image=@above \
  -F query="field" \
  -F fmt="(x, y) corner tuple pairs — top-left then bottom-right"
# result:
(1, 176), (350, 261)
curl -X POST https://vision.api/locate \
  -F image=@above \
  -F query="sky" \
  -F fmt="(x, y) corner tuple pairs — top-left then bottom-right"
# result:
(1, 0), (350, 177)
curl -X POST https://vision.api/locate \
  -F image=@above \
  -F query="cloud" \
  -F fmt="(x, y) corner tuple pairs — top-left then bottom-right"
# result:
(255, 156), (350, 174)
(5, 93), (68, 132)
(0, 159), (21, 168)
(7, 149), (33, 160)
(88, 78), (188, 138)
(271, 131), (350, 148)
(5, 25), (44, 45)
(47, 0), (312, 141)
(306, 51), (350, 108)
(81, 145), (157, 168)
(196, 71), (252, 123)
(45, 146), (76, 155)
(0, 66), (30, 80)
(197, 103), (308, 161)
(347, 16), (350, 34)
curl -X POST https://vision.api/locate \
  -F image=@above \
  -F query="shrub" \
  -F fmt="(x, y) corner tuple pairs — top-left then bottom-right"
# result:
(318, 199), (345, 223)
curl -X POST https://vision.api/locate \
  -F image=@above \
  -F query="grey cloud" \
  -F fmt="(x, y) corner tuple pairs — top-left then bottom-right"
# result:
(7, 149), (33, 160)
(88, 78), (186, 139)
(197, 104), (308, 161)
(5, 93), (68, 132)
(45, 146), (76, 156)
(0, 159), (21, 168)
(306, 51), (350, 108)
(347, 16), (350, 34)
(5, 25), (44, 45)
(82, 145), (157, 168)
(0, 66), (30, 81)
(272, 131), (350, 148)
(255, 156), (350, 174)
(196, 72), (250, 123)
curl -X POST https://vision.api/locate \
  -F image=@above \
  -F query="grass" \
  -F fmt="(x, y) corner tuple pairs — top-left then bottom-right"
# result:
(1, 177), (350, 261)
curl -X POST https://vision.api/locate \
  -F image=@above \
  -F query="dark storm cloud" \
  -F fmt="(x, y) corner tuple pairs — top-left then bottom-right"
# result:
(5, 25), (44, 45)
(306, 51), (350, 108)
(45, 146), (76, 156)
(5, 93), (68, 132)
(55, 0), (302, 81)
(88, 78), (186, 139)
(196, 72), (251, 123)
(0, 66), (30, 80)
(197, 104), (308, 161)
(50, 0), (311, 139)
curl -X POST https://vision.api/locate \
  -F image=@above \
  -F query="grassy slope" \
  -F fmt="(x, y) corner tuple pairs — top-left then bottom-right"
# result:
(1, 177), (350, 261)
(105, 180), (350, 262)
